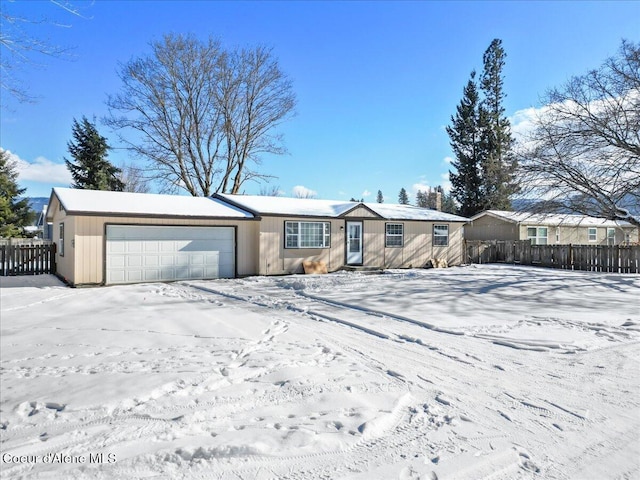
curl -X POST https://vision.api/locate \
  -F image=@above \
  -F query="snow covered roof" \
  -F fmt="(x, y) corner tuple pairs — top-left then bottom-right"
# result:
(48, 188), (254, 220)
(472, 210), (634, 228)
(216, 194), (357, 217)
(216, 194), (468, 222)
(365, 203), (468, 222)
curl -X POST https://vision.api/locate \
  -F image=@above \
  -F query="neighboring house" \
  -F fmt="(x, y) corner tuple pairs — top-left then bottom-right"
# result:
(46, 188), (468, 286)
(466, 210), (638, 246)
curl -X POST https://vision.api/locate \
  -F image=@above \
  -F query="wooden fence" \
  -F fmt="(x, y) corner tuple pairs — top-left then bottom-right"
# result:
(0, 242), (57, 276)
(466, 240), (640, 274)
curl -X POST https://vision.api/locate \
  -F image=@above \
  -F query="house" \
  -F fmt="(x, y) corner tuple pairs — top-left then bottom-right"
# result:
(214, 193), (468, 275)
(466, 210), (638, 246)
(46, 188), (468, 286)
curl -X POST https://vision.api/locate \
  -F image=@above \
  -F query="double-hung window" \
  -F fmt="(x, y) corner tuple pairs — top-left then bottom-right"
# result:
(588, 227), (597, 242)
(433, 224), (449, 246)
(285, 221), (331, 248)
(607, 228), (615, 246)
(385, 223), (404, 247)
(527, 226), (548, 245)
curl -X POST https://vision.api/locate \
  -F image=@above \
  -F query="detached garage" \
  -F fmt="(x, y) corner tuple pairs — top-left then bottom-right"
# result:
(46, 188), (257, 287)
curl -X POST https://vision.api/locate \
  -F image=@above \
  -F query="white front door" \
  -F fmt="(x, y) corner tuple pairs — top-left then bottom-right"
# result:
(346, 221), (363, 265)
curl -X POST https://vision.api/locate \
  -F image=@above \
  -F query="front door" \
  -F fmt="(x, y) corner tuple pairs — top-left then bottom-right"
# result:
(346, 221), (363, 265)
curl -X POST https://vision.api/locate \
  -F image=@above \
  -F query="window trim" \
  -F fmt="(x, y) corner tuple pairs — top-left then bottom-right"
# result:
(284, 221), (331, 249)
(606, 227), (615, 245)
(385, 223), (404, 248)
(588, 227), (597, 242)
(526, 226), (548, 245)
(59, 222), (64, 257)
(433, 224), (449, 247)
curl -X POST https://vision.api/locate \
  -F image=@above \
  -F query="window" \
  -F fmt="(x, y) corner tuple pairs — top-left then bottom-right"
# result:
(59, 222), (64, 257)
(556, 227), (560, 243)
(433, 224), (449, 246)
(385, 223), (404, 247)
(607, 228), (615, 246)
(285, 221), (330, 248)
(588, 227), (597, 242)
(527, 226), (548, 245)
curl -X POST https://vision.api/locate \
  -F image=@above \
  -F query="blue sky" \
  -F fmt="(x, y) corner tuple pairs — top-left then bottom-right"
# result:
(2, 0), (639, 202)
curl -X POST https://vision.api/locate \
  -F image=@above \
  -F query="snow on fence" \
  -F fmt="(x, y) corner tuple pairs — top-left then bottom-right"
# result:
(0, 242), (57, 276)
(466, 240), (640, 274)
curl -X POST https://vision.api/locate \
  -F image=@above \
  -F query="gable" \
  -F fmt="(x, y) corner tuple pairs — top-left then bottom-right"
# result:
(343, 205), (381, 218)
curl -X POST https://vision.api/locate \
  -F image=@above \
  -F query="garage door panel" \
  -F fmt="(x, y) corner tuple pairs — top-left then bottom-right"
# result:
(106, 225), (235, 285)
(160, 256), (175, 266)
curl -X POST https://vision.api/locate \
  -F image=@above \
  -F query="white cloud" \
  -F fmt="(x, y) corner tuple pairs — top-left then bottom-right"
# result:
(440, 172), (452, 193)
(411, 182), (430, 194)
(361, 189), (371, 198)
(443, 156), (454, 165)
(2, 149), (72, 184)
(292, 185), (317, 198)
(509, 107), (540, 141)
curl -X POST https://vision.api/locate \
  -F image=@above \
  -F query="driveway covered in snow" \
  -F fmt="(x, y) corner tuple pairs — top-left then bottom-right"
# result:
(1, 265), (639, 479)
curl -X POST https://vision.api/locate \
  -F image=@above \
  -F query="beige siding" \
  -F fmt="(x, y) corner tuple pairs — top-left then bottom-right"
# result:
(519, 224), (638, 245)
(66, 215), (258, 286)
(49, 197), (76, 285)
(258, 218), (465, 274)
(467, 214), (638, 245)
(344, 206), (379, 218)
(466, 216), (519, 241)
(258, 216), (345, 274)
(361, 221), (465, 269)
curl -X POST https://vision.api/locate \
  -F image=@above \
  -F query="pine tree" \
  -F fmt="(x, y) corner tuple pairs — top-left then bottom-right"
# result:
(0, 150), (35, 237)
(65, 117), (124, 191)
(398, 187), (409, 205)
(447, 71), (484, 217)
(376, 190), (384, 203)
(441, 192), (457, 215)
(416, 190), (428, 208)
(479, 39), (518, 210)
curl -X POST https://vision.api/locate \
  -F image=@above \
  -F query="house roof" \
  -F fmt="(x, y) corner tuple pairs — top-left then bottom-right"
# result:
(216, 194), (468, 222)
(471, 210), (634, 228)
(47, 188), (254, 220)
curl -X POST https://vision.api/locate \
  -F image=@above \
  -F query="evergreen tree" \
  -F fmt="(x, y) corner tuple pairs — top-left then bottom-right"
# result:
(447, 71), (484, 217)
(416, 190), (428, 208)
(479, 39), (518, 210)
(376, 190), (384, 203)
(398, 187), (409, 205)
(441, 191), (457, 214)
(65, 117), (124, 191)
(0, 150), (35, 237)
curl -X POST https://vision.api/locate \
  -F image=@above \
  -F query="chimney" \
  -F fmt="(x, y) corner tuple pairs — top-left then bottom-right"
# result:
(436, 191), (442, 211)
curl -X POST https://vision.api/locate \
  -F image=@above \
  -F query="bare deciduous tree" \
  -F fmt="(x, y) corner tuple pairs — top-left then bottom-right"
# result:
(517, 40), (640, 227)
(104, 34), (296, 197)
(117, 162), (151, 193)
(0, 1), (84, 104)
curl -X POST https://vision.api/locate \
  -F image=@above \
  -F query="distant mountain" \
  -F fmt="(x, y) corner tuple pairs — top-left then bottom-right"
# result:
(27, 197), (49, 215)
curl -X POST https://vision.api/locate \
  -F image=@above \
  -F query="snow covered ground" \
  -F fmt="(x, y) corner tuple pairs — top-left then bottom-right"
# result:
(1, 265), (639, 480)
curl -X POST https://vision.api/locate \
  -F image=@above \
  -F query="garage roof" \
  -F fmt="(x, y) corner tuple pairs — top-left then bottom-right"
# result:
(48, 188), (254, 219)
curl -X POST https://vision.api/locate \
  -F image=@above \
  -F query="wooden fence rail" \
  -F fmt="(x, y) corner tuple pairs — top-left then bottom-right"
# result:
(466, 240), (640, 274)
(0, 243), (57, 276)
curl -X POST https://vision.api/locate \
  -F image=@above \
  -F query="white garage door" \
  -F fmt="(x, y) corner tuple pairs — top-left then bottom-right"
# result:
(106, 225), (235, 285)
